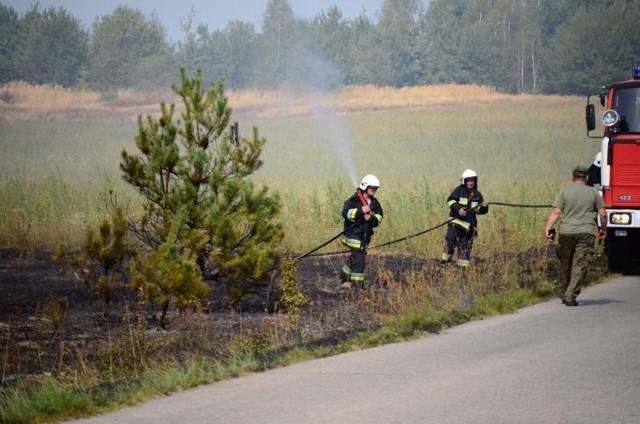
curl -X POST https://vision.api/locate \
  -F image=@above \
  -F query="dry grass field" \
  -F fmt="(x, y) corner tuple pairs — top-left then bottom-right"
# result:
(0, 81), (589, 254)
(0, 81), (513, 119)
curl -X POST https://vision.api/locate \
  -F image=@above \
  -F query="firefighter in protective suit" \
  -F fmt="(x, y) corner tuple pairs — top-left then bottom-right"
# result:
(440, 169), (489, 267)
(586, 152), (601, 187)
(340, 174), (384, 288)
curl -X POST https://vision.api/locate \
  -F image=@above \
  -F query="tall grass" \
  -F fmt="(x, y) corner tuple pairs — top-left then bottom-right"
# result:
(0, 119), (137, 249)
(0, 84), (594, 257)
(251, 94), (590, 256)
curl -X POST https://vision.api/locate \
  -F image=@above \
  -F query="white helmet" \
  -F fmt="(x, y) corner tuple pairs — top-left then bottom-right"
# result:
(593, 152), (602, 167)
(460, 169), (478, 185)
(359, 174), (380, 191)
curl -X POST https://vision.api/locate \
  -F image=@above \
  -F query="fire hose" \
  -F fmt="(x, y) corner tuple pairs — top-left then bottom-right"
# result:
(294, 190), (371, 260)
(294, 201), (552, 260)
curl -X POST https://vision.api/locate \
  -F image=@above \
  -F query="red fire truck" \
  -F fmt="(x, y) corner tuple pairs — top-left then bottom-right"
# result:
(586, 63), (640, 274)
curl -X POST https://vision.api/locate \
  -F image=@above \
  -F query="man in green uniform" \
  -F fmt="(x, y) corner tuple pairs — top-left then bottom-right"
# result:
(544, 166), (607, 306)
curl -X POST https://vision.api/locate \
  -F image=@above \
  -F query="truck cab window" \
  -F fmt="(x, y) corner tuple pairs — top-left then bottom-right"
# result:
(612, 87), (640, 133)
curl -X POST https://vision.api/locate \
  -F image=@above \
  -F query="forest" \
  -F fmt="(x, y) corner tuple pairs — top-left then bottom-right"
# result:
(2, 0), (640, 95)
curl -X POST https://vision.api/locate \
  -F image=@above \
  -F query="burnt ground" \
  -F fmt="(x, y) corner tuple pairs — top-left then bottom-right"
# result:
(0, 247), (557, 387)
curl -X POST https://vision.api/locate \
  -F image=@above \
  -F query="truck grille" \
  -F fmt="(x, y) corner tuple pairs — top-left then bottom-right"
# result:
(614, 164), (640, 185)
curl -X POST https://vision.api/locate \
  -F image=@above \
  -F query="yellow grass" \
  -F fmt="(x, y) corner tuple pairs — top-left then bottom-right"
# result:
(0, 81), (101, 109)
(0, 81), (552, 120)
(0, 81), (176, 121)
(342, 83), (507, 103)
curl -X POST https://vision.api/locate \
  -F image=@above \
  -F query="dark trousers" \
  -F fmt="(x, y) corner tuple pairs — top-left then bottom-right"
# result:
(557, 233), (596, 301)
(445, 224), (474, 260)
(342, 248), (366, 284)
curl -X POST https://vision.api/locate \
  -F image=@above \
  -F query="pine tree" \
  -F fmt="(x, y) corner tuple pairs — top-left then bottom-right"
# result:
(120, 68), (283, 298)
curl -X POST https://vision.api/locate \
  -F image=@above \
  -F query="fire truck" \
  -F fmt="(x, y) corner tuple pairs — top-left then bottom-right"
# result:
(585, 63), (640, 274)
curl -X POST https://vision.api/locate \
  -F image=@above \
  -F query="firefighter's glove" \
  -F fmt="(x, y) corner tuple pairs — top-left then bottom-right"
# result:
(362, 204), (372, 221)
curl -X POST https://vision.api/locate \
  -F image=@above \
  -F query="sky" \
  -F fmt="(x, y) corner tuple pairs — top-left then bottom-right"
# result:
(3, 0), (385, 42)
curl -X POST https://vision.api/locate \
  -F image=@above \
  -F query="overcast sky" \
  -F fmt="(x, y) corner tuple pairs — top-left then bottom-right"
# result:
(3, 0), (385, 41)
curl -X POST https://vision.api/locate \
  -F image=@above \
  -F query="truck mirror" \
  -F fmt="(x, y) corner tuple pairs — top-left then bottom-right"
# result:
(586, 104), (596, 131)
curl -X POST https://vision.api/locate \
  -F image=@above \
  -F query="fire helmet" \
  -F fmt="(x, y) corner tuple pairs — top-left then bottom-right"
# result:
(359, 174), (381, 191)
(460, 169), (478, 185)
(593, 152), (602, 167)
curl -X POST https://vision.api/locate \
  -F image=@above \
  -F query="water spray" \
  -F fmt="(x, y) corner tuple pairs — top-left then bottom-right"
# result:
(312, 103), (358, 188)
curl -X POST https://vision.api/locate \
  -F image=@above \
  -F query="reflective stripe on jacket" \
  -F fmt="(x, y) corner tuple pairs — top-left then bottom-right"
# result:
(446, 185), (488, 230)
(342, 191), (384, 245)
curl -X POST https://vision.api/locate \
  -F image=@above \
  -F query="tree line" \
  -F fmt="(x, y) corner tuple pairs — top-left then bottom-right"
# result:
(2, 0), (640, 95)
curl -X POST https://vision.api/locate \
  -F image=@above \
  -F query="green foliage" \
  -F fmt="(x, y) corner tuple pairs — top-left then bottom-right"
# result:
(255, 0), (304, 87)
(544, 0), (640, 94)
(383, 306), (453, 338)
(120, 68), (283, 297)
(83, 207), (129, 277)
(0, 375), (92, 424)
(342, 14), (376, 85)
(176, 18), (257, 90)
(64, 206), (131, 310)
(87, 5), (173, 90)
(226, 330), (276, 362)
(221, 21), (259, 89)
(4, 0), (640, 92)
(470, 289), (530, 315)
(374, 0), (425, 87)
(129, 238), (210, 325)
(0, 4), (20, 84)
(533, 280), (556, 298)
(11, 4), (88, 87)
(307, 6), (350, 86)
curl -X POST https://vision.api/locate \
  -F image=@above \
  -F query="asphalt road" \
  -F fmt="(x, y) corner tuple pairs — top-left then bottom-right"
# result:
(67, 276), (640, 424)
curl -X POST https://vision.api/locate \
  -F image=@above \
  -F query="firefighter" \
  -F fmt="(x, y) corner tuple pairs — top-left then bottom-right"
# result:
(586, 152), (601, 187)
(340, 174), (384, 288)
(440, 169), (489, 267)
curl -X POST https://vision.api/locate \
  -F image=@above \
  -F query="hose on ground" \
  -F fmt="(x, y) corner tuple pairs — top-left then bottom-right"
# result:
(294, 201), (552, 260)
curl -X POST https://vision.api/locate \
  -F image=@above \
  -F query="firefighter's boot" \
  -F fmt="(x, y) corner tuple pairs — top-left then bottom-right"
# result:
(440, 253), (452, 264)
(340, 281), (352, 290)
(340, 269), (349, 283)
(338, 269), (351, 290)
(456, 259), (470, 268)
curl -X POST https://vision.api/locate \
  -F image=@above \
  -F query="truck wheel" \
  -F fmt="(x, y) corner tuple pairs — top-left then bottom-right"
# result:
(605, 231), (632, 274)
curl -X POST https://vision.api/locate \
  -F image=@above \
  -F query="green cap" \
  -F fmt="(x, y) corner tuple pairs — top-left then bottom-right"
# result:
(572, 166), (588, 178)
